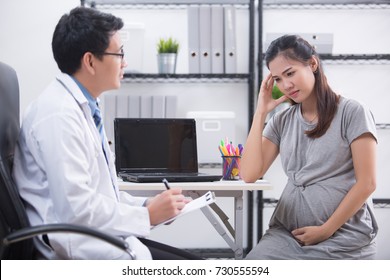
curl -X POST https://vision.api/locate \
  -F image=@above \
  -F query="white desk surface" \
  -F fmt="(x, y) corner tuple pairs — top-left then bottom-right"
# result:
(118, 179), (271, 259)
(118, 179), (272, 191)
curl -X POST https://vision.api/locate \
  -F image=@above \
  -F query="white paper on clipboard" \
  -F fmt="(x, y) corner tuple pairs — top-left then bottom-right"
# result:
(153, 191), (216, 228)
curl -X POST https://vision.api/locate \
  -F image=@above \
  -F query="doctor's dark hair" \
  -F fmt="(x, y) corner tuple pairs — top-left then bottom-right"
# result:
(52, 7), (124, 74)
(265, 35), (339, 138)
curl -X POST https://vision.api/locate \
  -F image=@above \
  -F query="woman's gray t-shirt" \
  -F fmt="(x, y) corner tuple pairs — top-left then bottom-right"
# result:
(246, 96), (378, 259)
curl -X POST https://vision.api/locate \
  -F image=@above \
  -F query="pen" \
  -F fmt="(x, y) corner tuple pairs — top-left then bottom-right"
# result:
(162, 178), (170, 190)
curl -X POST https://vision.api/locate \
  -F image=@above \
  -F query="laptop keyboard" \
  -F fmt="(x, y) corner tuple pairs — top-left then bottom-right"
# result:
(128, 172), (200, 177)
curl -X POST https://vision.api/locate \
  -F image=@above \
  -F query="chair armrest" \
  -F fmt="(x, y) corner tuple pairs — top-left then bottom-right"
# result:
(3, 223), (135, 259)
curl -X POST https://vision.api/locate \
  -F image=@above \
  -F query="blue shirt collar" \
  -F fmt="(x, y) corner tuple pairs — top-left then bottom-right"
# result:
(71, 76), (99, 116)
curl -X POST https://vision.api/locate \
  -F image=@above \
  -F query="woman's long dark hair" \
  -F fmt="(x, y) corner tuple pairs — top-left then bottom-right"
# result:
(265, 35), (339, 138)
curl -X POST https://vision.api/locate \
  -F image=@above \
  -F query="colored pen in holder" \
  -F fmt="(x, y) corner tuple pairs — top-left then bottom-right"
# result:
(222, 155), (241, 180)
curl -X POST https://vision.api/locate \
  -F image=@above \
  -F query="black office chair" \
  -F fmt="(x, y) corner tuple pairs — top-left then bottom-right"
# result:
(0, 61), (135, 259)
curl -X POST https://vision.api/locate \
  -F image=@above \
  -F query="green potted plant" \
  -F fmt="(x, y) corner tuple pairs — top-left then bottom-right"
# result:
(157, 37), (179, 74)
(157, 37), (179, 54)
(269, 85), (291, 117)
(272, 85), (284, 100)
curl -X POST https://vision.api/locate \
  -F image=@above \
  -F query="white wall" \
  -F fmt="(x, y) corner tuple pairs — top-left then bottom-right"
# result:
(0, 0), (80, 116)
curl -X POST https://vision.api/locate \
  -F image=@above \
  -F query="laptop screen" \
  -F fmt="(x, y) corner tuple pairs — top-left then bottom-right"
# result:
(114, 118), (198, 174)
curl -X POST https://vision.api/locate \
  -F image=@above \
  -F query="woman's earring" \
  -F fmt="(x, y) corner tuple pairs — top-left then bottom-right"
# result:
(313, 68), (318, 74)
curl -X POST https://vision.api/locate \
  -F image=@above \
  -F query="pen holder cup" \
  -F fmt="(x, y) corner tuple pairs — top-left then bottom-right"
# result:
(222, 156), (241, 180)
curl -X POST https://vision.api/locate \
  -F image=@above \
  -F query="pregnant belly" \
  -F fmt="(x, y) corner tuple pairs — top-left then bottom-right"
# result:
(271, 181), (346, 231)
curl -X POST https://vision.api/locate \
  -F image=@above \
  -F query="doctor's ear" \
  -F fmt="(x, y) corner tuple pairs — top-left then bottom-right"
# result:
(82, 52), (96, 74)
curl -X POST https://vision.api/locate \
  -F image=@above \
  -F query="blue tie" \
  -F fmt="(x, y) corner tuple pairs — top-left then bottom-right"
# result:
(93, 104), (109, 164)
(93, 103), (118, 199)
(94, 103), (114, 169)
(93, 104), (104, 145)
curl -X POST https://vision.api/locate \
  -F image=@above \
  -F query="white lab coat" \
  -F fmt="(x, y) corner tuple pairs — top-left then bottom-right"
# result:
(12, 73), (152, 259)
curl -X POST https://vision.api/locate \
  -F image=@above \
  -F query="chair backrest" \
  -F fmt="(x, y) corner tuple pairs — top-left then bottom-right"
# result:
(0, 61), (35, 259)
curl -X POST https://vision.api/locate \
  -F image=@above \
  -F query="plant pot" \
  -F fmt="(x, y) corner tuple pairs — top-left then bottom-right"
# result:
(157, 53), (177, 74)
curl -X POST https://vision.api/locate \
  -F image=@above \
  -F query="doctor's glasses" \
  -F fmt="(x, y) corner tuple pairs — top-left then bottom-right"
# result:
(102, 48), (125, 63)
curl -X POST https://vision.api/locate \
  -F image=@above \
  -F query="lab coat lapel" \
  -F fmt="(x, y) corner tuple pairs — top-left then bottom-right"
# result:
(56, 73), (119, 199)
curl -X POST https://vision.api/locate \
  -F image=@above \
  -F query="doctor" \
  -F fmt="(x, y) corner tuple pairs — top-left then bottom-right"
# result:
(12, 7), (200, 260)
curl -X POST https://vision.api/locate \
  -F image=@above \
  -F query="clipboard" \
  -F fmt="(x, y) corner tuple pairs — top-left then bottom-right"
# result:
(153, 191), (216, 228)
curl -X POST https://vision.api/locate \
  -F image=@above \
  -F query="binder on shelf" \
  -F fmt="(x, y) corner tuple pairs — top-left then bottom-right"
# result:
(187, 6), (200, 74)
(211, 5), (224, 74)
(140, 96), (152, 118)
(105, 94), (177, 120)
(152, 96), (165, 118)
(165, 96), (177, 118)
(199, 5), (212, 74)
(224, 5), (237, 74)
(116, 95), (129, 118)
(128, 95), (140, 118)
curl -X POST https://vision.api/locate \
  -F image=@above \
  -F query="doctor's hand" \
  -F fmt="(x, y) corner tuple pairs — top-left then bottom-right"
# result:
(291, 225), (333, 246)
(147, 188), (188, 226)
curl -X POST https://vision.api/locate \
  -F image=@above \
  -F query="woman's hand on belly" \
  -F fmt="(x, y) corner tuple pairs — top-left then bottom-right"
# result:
(291, 225), (333, 246)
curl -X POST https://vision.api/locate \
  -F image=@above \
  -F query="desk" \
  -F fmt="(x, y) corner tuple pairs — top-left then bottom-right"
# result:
(119, 180), (272, 259)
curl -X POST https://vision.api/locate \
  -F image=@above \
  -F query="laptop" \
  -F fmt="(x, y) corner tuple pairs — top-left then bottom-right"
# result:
(114, 118), (222, 183)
